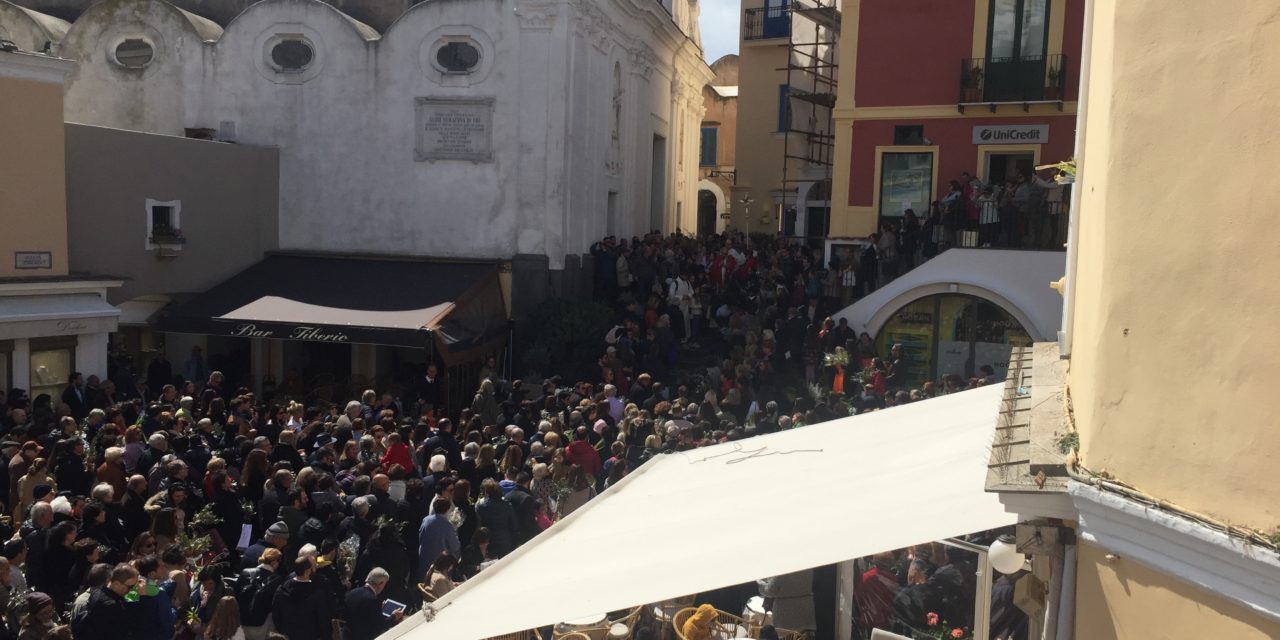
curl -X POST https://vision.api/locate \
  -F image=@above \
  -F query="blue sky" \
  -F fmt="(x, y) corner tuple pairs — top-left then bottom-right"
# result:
(699, 0), (740, 65)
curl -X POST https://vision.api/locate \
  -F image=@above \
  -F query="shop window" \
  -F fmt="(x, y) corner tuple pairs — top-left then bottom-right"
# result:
(874, 294), (1031, 388)
(114, 38), (154, 69)
(29, 341), (74, 405)
(270, 38), (314, 72)
(877, 151), (934, 219)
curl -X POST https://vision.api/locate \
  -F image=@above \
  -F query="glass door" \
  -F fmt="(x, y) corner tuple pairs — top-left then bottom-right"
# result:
(984, 0), (1050, 101)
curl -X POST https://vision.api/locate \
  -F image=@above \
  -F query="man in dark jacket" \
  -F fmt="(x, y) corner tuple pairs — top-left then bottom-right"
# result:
(240, 521), (290, 570)
(343, 567), (403, 640)
(503, 471), (539, 547)
(257, 470), (294, 528)
(420, 418), (459, 470)
(72, 563), (136, 640)
(272, 558), (332, 640)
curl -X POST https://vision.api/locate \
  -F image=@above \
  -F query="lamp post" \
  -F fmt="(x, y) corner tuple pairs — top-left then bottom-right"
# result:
(739, 194), (755, 233)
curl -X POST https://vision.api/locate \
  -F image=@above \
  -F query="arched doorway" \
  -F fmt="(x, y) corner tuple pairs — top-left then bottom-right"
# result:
(697, 189), (718, 237)
(873, 293), (1031, 388)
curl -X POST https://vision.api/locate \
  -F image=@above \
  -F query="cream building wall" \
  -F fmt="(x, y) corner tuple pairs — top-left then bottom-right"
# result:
(1074, 542), (1280, 640)
(1067, 0), (1280, 533)
(732, 18), (788, 234)
(0, 55), (70, 278)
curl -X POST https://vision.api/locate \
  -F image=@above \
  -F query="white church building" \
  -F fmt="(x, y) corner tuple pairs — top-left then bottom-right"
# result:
(1, 0), (713, 270)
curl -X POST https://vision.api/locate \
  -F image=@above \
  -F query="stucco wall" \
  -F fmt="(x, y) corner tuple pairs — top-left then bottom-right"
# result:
(11, 0), (712, 269)
(1074, 541), (1280, 639)
(63, 123), (279, 304)
(733, 41), (787, 232)
(846, 113), (1076, 208)
(1068, 0), (1280, 531)
(0, 60), (70, 277)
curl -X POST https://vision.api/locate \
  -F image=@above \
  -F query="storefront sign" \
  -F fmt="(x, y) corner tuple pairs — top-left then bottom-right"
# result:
(56, 320), (88, 333)
(972, 124), (1049, 144)
(14, 252), (52, 269)
(415, 97), (494, 162)
(230, 323), (350, 343)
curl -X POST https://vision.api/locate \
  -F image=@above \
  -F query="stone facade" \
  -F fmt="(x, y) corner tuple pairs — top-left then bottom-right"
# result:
(2, 0), (712, 270)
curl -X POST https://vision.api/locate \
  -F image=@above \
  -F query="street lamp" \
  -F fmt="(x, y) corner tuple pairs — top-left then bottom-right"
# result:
(988, 534), (1026, 575)
(739, 195), (754, 233)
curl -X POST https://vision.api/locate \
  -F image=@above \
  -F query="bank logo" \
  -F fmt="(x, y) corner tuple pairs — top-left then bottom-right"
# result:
(972, 125), (1049, 144)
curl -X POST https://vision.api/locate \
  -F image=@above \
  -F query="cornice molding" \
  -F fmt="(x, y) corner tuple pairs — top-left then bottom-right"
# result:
(0, 51), (74, 84)
(1069, 481), (1280, 623)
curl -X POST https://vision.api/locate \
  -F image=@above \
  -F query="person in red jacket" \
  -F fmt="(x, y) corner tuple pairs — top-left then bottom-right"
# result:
(379, 433), (414, 473)
(562, 427), (601, 480)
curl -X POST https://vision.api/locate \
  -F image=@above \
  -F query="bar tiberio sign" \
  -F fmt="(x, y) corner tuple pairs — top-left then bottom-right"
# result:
(972, 124), (1049, 144)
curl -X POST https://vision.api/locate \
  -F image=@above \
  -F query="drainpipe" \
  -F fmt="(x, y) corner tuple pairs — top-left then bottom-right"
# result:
(1058, 0), (1095, 358)
(1055, 536), (1078, 640)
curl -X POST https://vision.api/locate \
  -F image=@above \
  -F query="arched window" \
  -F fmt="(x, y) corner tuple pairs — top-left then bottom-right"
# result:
(270, 38), (314, 72)
(873, 294), (1031, 388)
(114, 38), (154, 69)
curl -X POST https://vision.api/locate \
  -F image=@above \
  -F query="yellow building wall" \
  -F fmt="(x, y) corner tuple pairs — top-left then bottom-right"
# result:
(0, 73), (69, 277)
(1074, 542), (1280, 639)
(1068, 0), (1280, 530)
(732, 41), (789, 233)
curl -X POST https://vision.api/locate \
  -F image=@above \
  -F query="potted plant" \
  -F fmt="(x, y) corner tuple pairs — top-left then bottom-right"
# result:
(1045, 65), (1062, 100)
(963, 64), (984, 102)
(150, 223), (186, 245)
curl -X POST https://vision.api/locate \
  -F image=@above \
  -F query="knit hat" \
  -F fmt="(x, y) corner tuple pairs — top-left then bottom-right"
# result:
(266, 521), (290, 538)
(32, 484), (53, 501)
(593, 419), (607, 435)
(26, 592), (52, 612)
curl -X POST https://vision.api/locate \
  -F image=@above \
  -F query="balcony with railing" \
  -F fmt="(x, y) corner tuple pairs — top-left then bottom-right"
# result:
(958, 54), (1068, 111)
(743, 5), (792, 41)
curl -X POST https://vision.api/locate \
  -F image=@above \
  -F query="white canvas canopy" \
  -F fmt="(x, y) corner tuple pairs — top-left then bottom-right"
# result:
(381, 384), (1014, 640)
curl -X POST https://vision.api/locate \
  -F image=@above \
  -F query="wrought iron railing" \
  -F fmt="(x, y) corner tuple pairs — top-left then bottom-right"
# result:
(959, 54), (1067, 104)
(743, 5), (792, 40)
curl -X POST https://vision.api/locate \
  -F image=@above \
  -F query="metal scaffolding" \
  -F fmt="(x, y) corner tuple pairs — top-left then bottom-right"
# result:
(780, 0), (840, 238)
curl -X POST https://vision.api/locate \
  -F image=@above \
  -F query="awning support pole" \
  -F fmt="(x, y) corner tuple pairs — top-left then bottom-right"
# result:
(836, 560), (855, 640)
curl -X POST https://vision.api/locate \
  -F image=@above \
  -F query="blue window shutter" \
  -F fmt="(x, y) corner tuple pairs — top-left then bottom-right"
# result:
(700, 127), (717, 166)
(778, 85), (790, 131)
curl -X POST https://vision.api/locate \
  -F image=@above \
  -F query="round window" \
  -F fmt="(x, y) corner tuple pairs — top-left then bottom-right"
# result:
(271, 39), (314, 72)
(436, 41), (480, 73)
(114, 39), (154, 69)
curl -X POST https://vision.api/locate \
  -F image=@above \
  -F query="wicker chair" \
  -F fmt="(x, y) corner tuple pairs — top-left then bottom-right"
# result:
(483, 631), (543, 640)
(648, 596), (696, 640)
(556, 634), (593, 640)
(607, 606), (645, 639)
(671, 607), (751, 640)
(417, 583), (436, 603)
(671, 606), (808, 640)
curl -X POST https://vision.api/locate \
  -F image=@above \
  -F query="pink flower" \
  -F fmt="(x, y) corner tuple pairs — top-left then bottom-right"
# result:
(926, 612), (939, 626)
(951, 629), (965, 638)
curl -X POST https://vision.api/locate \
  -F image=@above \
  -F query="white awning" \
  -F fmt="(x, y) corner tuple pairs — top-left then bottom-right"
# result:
(217, 296), (452, 331)
(117, 296), (170, 326)
(0, 293), (120, 340)
(381, 384), (1014, 640)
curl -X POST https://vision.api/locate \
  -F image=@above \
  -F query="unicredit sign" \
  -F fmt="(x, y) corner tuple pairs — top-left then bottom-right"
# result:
(972, 124), (1049, 144)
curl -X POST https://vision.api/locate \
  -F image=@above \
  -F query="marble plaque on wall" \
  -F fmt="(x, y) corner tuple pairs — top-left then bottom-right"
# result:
(415, 97), (494, 162)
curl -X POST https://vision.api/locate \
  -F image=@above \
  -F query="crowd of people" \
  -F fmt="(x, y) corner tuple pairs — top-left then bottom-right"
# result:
(0, 227), (1018, 640)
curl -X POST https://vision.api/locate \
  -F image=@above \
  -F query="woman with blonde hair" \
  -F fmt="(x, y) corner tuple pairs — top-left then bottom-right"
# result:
(96, 447), (128, 502)
(204, 595), (245, 640)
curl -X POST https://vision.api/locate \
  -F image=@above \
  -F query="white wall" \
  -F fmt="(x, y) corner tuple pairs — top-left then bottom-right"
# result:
(833, 249), (1066, 341)
(43, 0), (712, 269)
